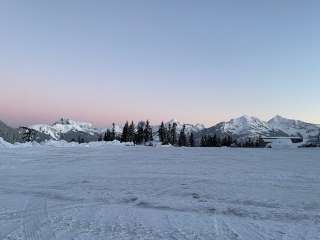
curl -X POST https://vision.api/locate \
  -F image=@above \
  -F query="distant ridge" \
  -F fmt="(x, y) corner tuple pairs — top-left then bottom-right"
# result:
(199, 115), (319, 139)
(27, 115), (320, 141)
(197, 115), (288, 140)
(0, 115), (319, 144)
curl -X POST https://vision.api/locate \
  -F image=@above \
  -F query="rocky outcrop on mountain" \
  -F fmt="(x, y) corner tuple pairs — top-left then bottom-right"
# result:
(0, 120), (24, 143)
(60, 130), (100, 143)
(17, 127), (51, 143)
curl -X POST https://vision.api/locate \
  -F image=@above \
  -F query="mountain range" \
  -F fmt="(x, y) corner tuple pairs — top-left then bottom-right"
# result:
(199, 115), (320, 140)
(0, 115), (319, 144)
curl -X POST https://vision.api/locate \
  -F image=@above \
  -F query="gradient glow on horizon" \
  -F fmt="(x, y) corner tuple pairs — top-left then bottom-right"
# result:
(1, 0), (319, 127)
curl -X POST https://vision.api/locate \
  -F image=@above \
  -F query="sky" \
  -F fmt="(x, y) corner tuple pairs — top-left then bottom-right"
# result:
(0, 0), (319, 127)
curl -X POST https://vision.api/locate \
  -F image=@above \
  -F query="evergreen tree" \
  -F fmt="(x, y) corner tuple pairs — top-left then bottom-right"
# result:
(171, 122), (177, 145)
(161, 124), (169, 145)
(227, 135), (233, 146)
(167, 123), (172, 144)
(150, 123), (153, 141)
(111, 123), (116, 141)
(121, 121), (129, 142)
(189, 132), (195, 147)
(98, 134), (103, 141)
(212, 134), (217, 146)
(158, 121), (166, 143)
(221, 136), (227, 146)
(103, 130), (110, 141)
(256, 135), (265, 147)
(242, 137), (255, 148)
(107, 129), (113, 141)
(144, 120), (153, 143)
(201, 135), (207, 147)
(216, 135), (221, 147)
(244, 138), (249, 147)
(136, 121), (145, 144)
(128, 121), (135, 142)
(208, 135), (213, 146)
(178, 124), (187, 146)
(221, 135), (233, 147)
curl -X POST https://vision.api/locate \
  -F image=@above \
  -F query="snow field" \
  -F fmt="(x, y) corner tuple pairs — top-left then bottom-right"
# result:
(0, 146), (320, 239)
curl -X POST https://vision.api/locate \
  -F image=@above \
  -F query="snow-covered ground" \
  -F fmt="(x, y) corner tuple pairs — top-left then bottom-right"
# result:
(0, 145), (320, 240)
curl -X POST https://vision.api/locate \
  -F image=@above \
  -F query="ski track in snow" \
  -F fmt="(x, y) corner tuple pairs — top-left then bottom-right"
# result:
(0, 146), (320, 239)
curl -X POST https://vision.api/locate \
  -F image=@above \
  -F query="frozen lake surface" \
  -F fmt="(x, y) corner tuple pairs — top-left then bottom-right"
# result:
(1, 145), (320, 239)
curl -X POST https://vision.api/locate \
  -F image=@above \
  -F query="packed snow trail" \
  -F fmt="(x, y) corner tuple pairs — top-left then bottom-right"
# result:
(0, 145), (320, 239)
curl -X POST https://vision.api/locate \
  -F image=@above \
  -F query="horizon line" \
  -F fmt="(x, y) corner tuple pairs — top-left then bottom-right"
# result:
(2, 114), (319, 129)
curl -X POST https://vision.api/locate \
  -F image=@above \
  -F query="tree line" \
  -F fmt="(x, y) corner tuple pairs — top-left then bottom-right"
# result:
(200, 134), (266, 148)
(101, 121), (267, 148)
(158, 122), (194, 147)
(101, 120), (195, 147)
(235, 136), (266, 148)
(200, 135), (233, 147)
(100, 120), (154, 145)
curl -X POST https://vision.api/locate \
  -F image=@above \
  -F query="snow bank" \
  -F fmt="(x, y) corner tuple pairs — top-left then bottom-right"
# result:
(42, 140), (80, 147)
(0, 138), (135, 149)
(40, 140), (134, 148)
(268, 138), (302, 149)
(0, 137), (303, 149)
(84, 140), (134, 147)
(0, 138), (42, 148)
(0, 137), (12, 148)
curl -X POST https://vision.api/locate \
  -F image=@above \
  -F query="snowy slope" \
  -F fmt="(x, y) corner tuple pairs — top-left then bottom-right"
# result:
(30, 118), (103, 140)
(268, 115), (320, 139)
(221, 115), (272, 136)
(0, 137), (12, 148)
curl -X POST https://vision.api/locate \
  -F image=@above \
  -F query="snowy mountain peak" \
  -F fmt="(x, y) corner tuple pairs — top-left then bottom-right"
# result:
(30, 118), (99, 140)
(268, 115), (320, 138)
(273, 114), (284, 119)
(232, 115), (262, 124)
(268, 115), (292, 124)
(238, 114), (252, 120)
(53, 118), (93, 129)
(221, 115), (271, 136)
(54, 117), (72, 125)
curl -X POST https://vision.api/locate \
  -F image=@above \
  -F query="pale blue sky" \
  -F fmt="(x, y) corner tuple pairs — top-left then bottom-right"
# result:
(0, 0), (319, 127)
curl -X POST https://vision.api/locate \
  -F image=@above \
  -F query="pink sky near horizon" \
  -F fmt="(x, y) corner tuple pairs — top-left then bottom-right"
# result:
(1, 75), (319, 128)
(1, 72), (320, 128)
(1, 1), (319, 128)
